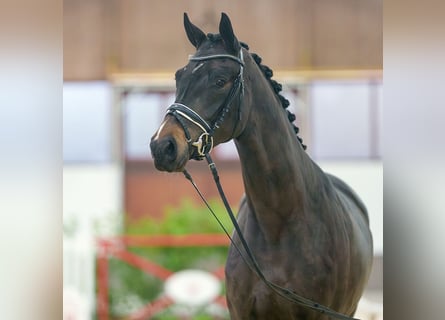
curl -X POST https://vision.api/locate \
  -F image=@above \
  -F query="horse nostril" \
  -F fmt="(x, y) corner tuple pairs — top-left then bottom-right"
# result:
(164, 138), (177, 160)
(150, 136), (179, 171)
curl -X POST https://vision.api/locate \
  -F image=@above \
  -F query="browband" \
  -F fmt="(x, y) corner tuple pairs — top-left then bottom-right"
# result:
(189, 54), (245, 66)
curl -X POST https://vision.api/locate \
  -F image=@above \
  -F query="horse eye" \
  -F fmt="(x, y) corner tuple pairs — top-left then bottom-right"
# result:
(216, 79), (226, 87)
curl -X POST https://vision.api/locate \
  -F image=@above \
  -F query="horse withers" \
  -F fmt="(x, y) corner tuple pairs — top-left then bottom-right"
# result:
(150, 13), (373, 320)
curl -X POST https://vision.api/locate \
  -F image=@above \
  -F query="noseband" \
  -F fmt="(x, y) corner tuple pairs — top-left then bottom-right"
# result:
(166, 49), (245, 159)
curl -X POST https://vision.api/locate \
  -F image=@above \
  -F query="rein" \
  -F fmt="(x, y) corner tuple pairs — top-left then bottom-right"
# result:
(183, 157), (360, 320)
(172, 50), (360, 320)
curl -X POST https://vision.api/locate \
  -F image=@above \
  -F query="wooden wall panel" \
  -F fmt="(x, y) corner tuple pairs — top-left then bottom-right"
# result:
(117, 0), (306, 72)
(63, 0), (108, 80)
(357, 0), (383, 68)
(312, 0), (382, 69)
(63, 0), (382, 80)
(312, 0), (359, 68)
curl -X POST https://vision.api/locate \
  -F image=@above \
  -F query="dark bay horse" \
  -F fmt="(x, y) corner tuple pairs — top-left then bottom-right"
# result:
(150, 13), (373, 320)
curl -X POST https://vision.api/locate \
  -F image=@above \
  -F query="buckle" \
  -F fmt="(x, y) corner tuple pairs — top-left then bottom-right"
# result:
(192, 133), (214, 157)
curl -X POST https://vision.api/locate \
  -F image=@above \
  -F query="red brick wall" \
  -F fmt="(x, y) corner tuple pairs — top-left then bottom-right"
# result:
(125, 160), (245, 221)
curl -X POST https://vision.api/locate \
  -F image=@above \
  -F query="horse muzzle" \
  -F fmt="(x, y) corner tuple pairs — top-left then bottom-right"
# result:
(150, 119), (190, 172)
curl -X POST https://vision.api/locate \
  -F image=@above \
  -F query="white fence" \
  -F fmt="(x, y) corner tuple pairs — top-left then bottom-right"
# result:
(63, 164), (123, 320)
(63, 223), (95, 320)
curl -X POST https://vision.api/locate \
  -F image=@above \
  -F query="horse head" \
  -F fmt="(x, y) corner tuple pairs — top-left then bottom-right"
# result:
(150, 13), (248, 172)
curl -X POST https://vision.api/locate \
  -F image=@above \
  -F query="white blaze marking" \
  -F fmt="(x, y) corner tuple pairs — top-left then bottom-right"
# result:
(153, 119), (168, 141)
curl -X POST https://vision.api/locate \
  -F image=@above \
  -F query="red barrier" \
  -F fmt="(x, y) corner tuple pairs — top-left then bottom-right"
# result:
(96, 234), (230, 320)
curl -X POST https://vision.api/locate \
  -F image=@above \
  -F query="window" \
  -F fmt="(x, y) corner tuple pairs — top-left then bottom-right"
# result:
(309, 80), (381, 159)
(63, 82), (112, 163)
(124, 91), (175, 160)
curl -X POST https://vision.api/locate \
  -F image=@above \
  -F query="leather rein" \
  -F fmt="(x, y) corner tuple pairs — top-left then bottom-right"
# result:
(168, 50), (360, 320)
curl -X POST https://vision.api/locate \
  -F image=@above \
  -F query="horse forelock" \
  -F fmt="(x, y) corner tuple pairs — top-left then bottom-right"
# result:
(206, 33), (222, 42)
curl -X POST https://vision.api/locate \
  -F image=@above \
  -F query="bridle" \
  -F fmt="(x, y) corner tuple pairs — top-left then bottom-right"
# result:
(166, 49), (360, 320)
(166, 49), (245, 159)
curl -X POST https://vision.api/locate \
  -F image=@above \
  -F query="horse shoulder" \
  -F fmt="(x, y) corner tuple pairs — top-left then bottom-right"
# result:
(326, 173), (369, 225)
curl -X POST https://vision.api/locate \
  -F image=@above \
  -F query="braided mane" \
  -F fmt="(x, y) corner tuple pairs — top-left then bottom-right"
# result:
(205, 34), (306, 149)
(239, 41), (306, 150)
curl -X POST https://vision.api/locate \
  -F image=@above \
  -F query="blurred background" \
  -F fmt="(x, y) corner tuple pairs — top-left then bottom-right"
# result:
(63, 1), (382, 319)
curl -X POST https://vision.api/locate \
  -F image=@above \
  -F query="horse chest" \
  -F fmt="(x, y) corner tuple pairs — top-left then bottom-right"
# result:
(225, 256), (322, 320)
(225, 214), (341, 319)
(225, 241), (324, 318)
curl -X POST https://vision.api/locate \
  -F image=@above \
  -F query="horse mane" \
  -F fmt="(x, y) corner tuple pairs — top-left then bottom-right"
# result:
(205, 34), (306, 150)
(240, 41), (307, 150)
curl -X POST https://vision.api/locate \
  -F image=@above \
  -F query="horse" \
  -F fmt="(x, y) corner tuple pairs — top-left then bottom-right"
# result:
(150, 12), (373, 320)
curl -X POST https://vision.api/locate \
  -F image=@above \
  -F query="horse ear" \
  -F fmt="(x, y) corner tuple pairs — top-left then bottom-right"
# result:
(184, 13), (206, 49)
(219, 12), (240, 54)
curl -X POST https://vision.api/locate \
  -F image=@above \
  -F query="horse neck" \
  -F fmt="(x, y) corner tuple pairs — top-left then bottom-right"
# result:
(234, 59), (325, 234)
